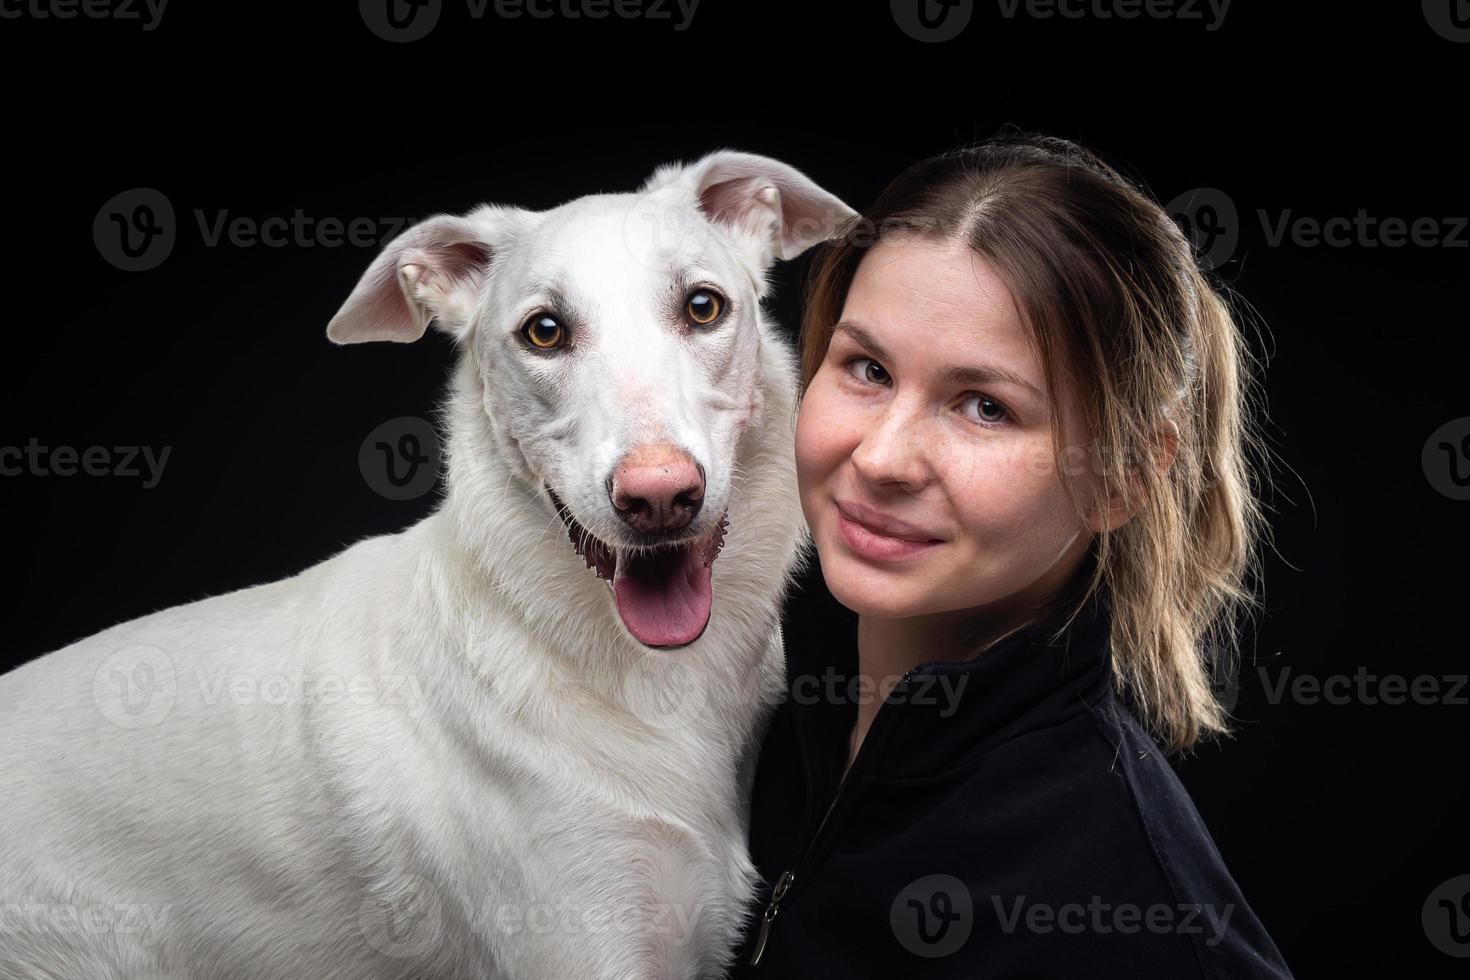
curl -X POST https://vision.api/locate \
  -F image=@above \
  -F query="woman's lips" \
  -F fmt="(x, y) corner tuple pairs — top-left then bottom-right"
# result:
(836, 507), (943, 561)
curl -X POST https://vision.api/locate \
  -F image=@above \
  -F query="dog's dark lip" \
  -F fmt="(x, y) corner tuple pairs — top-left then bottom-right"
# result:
(543, 482), (728, 583)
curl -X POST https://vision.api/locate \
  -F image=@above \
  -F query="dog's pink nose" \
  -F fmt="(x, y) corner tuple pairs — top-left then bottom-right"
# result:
(608, 444), (705, 533)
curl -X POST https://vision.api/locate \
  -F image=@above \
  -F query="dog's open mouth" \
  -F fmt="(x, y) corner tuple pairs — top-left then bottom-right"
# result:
(545, 483), (729, 649)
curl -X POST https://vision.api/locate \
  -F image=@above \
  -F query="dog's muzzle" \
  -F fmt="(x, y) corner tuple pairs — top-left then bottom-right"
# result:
(544, 483), (729, 649)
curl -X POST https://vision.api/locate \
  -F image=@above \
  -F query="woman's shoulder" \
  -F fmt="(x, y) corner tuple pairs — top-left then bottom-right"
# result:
(1075, 693), (1253, 893)
(737, 683), (1294, 978)
(853, 690), (1295, 978)
(980, 690), (1295, 977)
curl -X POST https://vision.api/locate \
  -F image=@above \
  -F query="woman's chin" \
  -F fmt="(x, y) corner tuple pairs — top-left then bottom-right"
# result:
(819, 555), (927, 619)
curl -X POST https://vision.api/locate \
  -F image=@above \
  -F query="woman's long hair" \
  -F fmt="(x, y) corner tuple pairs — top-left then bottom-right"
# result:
(798, 132), (1272, 754)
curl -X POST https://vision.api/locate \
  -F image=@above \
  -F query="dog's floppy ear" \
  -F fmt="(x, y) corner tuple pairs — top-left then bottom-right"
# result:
(326, 205), (515, 345)
(643, 149), (858, 267)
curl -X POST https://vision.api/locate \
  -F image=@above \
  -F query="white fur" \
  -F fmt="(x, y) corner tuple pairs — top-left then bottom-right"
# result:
(0, 151), (856, 979)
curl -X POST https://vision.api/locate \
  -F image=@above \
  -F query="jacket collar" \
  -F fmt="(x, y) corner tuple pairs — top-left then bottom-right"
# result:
(784, 572), (1115, 784)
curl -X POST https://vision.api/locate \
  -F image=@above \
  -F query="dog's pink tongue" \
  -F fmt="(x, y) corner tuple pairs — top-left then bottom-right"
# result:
(612, 544), (713, 648)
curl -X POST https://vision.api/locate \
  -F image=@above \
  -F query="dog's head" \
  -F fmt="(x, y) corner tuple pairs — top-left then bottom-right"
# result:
(327, 150), (855, 650)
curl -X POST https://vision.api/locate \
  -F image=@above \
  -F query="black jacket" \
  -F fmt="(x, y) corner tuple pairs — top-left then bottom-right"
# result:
(727, 580), (1294, 978)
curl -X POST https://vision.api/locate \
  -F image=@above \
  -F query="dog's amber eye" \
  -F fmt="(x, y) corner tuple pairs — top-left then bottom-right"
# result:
(687, 290), (723, 327)
(523, 314), (565, 349)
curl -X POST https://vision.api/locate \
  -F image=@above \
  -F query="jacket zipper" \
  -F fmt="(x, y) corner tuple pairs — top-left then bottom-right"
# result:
(747, 669), (918, 968)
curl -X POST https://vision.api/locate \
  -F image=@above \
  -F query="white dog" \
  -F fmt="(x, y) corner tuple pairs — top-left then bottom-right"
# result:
(0, 151), (856, 979)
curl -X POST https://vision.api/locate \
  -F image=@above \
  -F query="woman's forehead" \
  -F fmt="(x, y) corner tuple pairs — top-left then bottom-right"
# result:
(849, 238), (1022, 330)
(843, 239), (1037, 372)
(836, 236), (1099, 438)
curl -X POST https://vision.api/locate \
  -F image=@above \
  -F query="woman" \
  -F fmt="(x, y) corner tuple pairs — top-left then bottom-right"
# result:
(727, 134), (1294, 977)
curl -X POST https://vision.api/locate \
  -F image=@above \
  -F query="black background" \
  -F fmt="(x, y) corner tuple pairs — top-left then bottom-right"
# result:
(2, 1), (1466, 974)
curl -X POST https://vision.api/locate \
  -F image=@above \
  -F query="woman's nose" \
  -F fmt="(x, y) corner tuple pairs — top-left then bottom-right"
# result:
(848, 402), (936, 492)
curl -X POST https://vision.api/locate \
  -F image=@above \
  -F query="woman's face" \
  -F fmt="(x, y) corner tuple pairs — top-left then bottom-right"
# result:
(795, 235), (1108, 628)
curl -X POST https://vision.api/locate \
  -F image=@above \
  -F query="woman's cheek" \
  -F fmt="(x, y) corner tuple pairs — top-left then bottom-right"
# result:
(793, 393), (820, 490)
(797, 379), (843, 464)
(941, 437), (1048, 541)
(932, 432), (1009, 506)
(794, 383), (838, 519)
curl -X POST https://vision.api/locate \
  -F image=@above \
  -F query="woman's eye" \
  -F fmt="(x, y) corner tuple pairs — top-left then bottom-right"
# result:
(847, 356), (889, 385)
(963, 394), (1008, 425)
(523, 313), (566, 350)
(846, 356), (1009, 427)
(686, 290), (725, 327)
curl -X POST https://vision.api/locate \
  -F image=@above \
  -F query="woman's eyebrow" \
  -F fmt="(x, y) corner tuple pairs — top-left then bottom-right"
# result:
(833, 320), (1047, 399)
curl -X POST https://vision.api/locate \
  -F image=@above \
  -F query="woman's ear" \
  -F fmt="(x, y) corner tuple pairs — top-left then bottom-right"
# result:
(1085, 417), (1180, 533)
